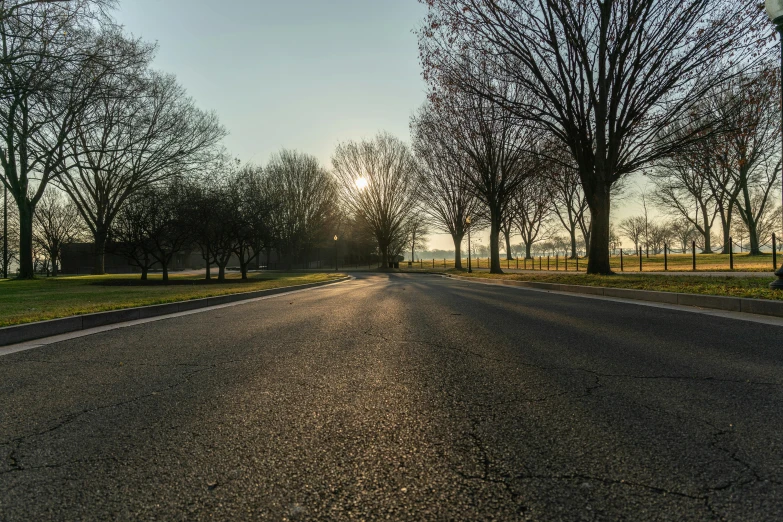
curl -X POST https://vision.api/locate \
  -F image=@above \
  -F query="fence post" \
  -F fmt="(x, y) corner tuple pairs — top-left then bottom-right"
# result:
(692, 241), (696, 271)
(565, 256), (568, 271)
(639, 247), (642, 272)
(664, 244), (668, 271)
(729, 237), (734, 270)
(620, 249), (624, 272)
(516, 257), (519, 270)
(576, 256), (579, 272)
(556, 254), (559, 271)
(539, 256), (542, 270)
(547, 255), (550, 270)
(774, 234), (778, 270)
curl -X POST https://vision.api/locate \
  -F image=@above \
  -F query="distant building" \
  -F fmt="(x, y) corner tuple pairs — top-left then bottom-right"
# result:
(60, 243), (282, 274)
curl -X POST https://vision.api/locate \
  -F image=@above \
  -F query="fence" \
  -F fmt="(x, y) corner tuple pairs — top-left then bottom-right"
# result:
(395, 233), (782, 274)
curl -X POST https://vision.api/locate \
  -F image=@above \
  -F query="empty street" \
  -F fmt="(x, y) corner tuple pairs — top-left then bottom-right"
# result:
(1, 274), (782, 520)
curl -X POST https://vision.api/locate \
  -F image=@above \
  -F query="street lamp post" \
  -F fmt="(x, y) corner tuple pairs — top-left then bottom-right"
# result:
(333, 235), (338, 272)
(767, 0), (783, 289)
(466, 216), (472, 273)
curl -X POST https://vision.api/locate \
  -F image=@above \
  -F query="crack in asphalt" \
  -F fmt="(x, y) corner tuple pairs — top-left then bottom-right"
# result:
(364, 320), (772, 521)
(1, 364), (218, 475)
(451, 419), (527, 516)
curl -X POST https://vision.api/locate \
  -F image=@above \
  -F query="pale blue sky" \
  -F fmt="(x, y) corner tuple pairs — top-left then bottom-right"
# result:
(116, 0), (427, 167)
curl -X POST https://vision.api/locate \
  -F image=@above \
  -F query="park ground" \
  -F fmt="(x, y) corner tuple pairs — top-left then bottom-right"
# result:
(0, 272), (344, 328)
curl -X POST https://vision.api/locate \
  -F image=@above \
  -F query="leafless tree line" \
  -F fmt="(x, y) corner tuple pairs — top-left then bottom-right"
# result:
(416, 0), (771, 274)
(0, 0), (224, 278)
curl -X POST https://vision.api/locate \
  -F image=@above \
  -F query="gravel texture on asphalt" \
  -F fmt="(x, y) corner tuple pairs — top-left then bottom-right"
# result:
(1, 273), (782, 521)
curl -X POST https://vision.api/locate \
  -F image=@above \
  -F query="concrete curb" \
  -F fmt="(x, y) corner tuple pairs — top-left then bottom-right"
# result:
(445, 274), (783, 319)
(0, 277), (351, 347)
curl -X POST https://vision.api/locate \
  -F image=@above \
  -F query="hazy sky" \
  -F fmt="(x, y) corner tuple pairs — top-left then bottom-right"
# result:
(116, 0), (427, 166)
(115, 0), (649, 253)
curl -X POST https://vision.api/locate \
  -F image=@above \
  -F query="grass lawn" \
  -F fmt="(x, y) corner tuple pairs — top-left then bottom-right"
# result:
(446, 269), (783, 301)
(0, 271), (345, 327)
(403, 252), (782, 272)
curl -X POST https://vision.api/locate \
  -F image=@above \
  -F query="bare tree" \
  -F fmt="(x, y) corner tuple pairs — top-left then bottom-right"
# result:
(332, 132), (419, 268)
(647, 221), (672, 255)
(515, 176), (550, 259)
(59, 69), (224, 274)
(619, 217), (645, 254)
(500, 211), (514, 261)
(1, 191), (18, 276)
(406, 212), (429, 262)
(651, 140), (718, 254)
(422, 79), (538, 273)
(547, 160), (587, 259)
(669, 218), (697, 253)
(419, 0), (767, 273)
(110, 189), (157, 280)
(265, 150), (336, 270)
(32, 187), (82, 275)
(0, 1), (146, 278)
(136, 182), (190, 283)
(715, 70), (780, 255)
(225, 164), (275, 279)
(411, 103), (482, 269)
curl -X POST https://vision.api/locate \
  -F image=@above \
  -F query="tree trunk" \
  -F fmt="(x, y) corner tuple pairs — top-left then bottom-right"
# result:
(699, 204), (713, 254)
(218, 263), (226, 281)
(748, 219), (761, 255)
(719, 208), (733, 254)
(702, 225), (712, 255)
(586, 185), (612, 275)
(570, 229), (577, 259)
(17, 200), (35, 279)
(141, 266), (148, 280)
(52, 254), (59, 277)
(452, 233), (464, 269)
(162, 261), (169, 283)
(583, 226), (591, 257)
(525, 242), (532, 259)
(92, 228), (108, 275)
(489, 207), (503, 274)
(505, 231), (513, 261)
(239, 254), (248, 280)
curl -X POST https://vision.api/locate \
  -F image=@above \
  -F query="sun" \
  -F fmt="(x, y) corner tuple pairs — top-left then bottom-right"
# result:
(355, 177), (369, 190)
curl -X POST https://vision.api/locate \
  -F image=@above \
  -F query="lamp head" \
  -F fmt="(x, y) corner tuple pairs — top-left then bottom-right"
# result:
(767, 0), (783, 26)
(334, 235), (338, 241)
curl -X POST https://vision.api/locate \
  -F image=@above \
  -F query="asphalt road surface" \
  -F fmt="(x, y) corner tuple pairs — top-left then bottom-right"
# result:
(2, 273), (782, 521)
